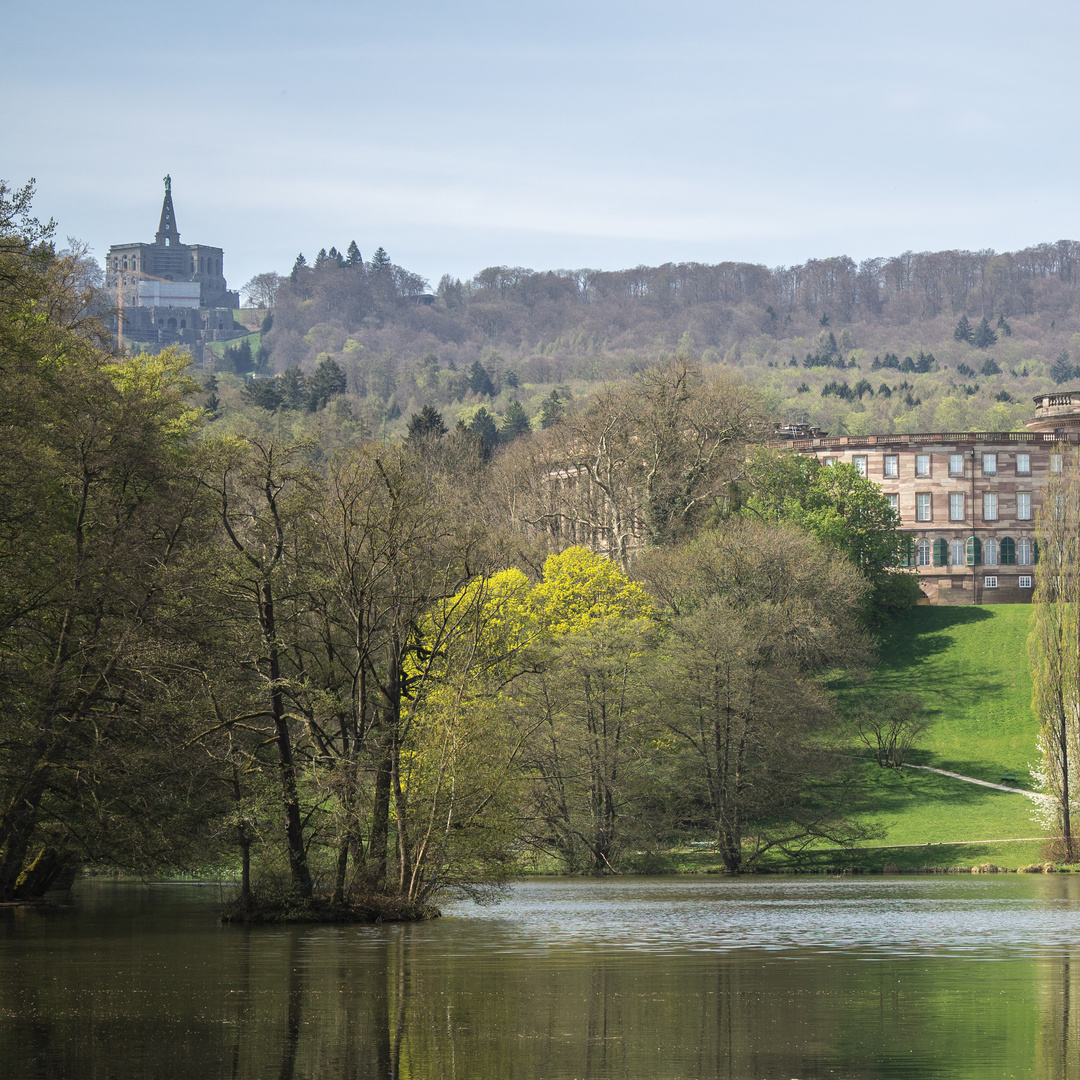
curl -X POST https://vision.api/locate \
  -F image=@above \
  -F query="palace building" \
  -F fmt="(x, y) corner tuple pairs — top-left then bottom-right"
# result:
(104, 176), (241, 357)
(786, 392), (1080, 605)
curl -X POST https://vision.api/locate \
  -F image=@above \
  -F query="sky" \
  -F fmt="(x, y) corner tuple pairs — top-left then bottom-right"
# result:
(5, 1), (1080, 294)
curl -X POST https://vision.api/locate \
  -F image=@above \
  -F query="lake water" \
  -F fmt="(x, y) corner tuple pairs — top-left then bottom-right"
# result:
(3, 875), (1080, 1078)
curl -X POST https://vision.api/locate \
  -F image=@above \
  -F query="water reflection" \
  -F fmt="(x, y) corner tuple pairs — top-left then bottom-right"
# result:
(3, 877), (1080, 1078)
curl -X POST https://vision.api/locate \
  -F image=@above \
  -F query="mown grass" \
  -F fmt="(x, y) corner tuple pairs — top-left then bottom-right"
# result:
(870, 604), (1038, 784)
(204, 330), (260, 360)
(827, 603), (1049, 870)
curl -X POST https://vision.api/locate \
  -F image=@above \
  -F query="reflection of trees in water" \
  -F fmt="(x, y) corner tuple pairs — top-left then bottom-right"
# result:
(273, 928), (401, 1079)
(229, 928), (251, 1079)
(1039, 955), (1080, 1076)
(277, 931), (303, 1080)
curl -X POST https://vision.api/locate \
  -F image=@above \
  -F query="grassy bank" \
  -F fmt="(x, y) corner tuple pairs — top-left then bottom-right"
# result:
(805, 604), (1046, 872)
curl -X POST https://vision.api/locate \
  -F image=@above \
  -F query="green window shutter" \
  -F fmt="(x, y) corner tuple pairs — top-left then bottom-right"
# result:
(932, 538), (948, 566)
(966, 536), (982, 566)
(1000, 537), (1016, 565)
(1034, 539), (1040, 565)
(901, 536), (916, 567)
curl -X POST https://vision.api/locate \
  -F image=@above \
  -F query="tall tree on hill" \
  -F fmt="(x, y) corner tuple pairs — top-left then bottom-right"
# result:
(405, 404), (448, 449)
(499, 400), (532, 442)
(468, 360), (495, 398)
(241, 271), (281, 309)
(468, 407), (499, 456)
(953, 314), (974, 343)
(1051, 350), (1075, 385)
(1030, 450), (1080, 862)
(346, 241), (362, 267)
(371, 247), (391, 275)
(973, 316), (998, 349)
(308, 356), (347, 409)
(539, 389), (565, 428)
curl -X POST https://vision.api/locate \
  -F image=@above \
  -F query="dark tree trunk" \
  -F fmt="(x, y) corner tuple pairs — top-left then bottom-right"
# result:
(369, 749), (392, 891)
(262, 581), (313, 900)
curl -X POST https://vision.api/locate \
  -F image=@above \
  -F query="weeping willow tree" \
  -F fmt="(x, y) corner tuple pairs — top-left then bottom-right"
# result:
(1030, 445), (1080, 862)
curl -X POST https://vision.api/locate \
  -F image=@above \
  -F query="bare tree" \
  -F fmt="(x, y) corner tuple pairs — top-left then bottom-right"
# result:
(490, 358), (766, 572)
(242, 270), (282, 309)
(855, 693), (928, 769)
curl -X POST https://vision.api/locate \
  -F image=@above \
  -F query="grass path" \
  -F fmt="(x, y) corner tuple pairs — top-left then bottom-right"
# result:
(903, 762), (1051, 800)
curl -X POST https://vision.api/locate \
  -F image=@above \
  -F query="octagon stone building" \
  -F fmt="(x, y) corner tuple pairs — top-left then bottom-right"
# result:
(104, 176), (240, 358)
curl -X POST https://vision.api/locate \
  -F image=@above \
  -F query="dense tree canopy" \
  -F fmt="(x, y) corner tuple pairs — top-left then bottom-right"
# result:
(0, 181), (933, 904)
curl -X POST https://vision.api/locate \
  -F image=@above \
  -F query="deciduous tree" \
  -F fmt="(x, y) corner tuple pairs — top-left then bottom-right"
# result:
(638, 520), (873, 872)
(1030, 449), (1080, 861)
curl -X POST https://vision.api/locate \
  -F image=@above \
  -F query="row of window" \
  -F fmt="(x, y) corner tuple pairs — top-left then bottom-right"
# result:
(827, 451), (1060, 479)
(983, 576), (1032, 589)
(912, 536), (1034, 567)
(898, 490), (1033, 522)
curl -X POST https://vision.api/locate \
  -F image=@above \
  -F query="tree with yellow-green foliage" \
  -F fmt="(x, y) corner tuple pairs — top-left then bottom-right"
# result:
(509, 547), (658, 872)
(395, 569), (536, 900)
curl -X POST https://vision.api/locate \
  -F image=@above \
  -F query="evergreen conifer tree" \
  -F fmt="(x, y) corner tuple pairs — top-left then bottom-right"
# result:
(468, 360), (495, 397)
(405, 404), (448, 446)
(1051, 350), (1075, 385)
(371, 247), (391, 274)
(953, 314), (974, 343)
(307, 356), (348, 409)
(499, 400), (532, 442)
(279, 367), (308, 410)
(345, 241), (362, 267)
(468, 407), (499, 456)
(973, 317), (998, 348)
(539, 390), (565, 428)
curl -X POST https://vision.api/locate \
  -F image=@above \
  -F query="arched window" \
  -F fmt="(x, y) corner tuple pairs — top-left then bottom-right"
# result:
(1000, 537), (1017, 565)
(984, 538), (998, 566)
(1018, 538), (1032, 566)
(917, 539), (932, 566)
(966, 537), (982, 566)
(932, 538), (948, 566)
(951, 539), (965, 566)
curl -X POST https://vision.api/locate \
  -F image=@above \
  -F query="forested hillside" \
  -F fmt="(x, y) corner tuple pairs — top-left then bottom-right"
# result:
(4, 182), (929, 908)
(239, 240), (1080, 439)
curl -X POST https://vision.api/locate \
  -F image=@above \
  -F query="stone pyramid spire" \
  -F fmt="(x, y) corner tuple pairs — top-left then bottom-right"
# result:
(155, 174), (180, 246)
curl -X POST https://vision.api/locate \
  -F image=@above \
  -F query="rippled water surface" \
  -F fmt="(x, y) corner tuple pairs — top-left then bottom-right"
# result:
(4, 875), (1080, 1078)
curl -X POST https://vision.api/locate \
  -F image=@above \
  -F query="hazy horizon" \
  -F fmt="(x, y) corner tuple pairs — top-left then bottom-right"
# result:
(7, 1), (1080, 291)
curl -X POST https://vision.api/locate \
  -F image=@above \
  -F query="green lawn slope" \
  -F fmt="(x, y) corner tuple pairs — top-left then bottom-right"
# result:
(834, 604), (1051, 870)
